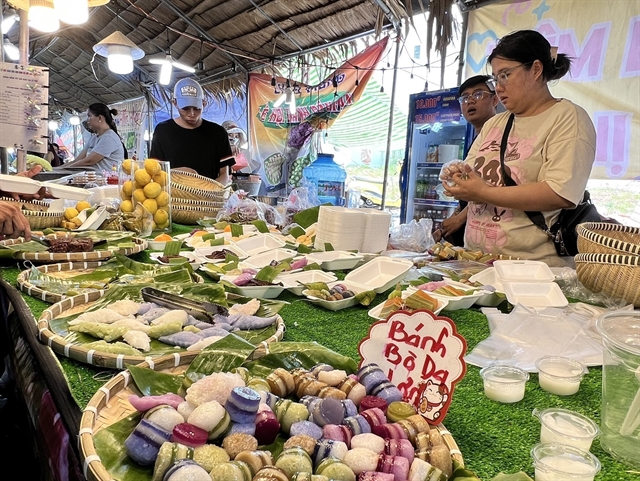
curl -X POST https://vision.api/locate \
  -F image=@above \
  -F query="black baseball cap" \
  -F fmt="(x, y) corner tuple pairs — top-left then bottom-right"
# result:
(458, 75), (494, 97)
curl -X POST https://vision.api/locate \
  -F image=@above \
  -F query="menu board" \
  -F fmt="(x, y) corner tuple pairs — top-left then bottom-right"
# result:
(0, 62), (49, 154)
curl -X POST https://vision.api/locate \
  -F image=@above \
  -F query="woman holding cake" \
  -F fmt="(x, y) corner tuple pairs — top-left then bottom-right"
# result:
(443, 30), (596, 267)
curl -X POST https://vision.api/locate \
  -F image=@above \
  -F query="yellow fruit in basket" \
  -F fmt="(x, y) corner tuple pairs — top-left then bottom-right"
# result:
(75, 200), (91, 212)
(155, 191), (169, 207)
(144, 158), (161, 176)
(142, 198), (158, 215)
(134, 169), (151, 186)
(120, 200), (134, 213)
(72, 217), (83, 227)
(143, 182), (162, 199)
(122, 159), (133, 174)
(122, 180), (133, 197)
(64, 207), (79, 220)
(154, 209), (169, 226)
(152, 170), (168, 186)
(133, 188), (146, 203)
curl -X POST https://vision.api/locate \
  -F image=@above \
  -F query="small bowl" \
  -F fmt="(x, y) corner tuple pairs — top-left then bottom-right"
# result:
(531, 443), (601, 481)
(533, 408), (600, 452)
(479, 364), (529, 403)
(535, 356), (588, 396)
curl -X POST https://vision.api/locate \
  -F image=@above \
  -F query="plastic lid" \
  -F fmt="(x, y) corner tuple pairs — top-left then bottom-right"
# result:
(596, 311), (640, 355)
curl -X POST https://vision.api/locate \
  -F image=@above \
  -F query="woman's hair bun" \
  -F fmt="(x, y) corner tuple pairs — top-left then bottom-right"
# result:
(110, 108), (118, 117)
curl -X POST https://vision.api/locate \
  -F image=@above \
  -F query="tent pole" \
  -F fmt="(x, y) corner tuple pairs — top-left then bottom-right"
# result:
(15, 9), (29, 173)
(457, 11), (469, 86)
(380, 35), (401, 211)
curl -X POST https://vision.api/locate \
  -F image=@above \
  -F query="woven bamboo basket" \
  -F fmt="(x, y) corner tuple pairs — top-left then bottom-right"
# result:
(0, 236), (147, 263)
(577, 222), (640, 256)
(171, 182), (227, 201)
(172, 198), (225, 209)
(0, 196), (64, 228)
(171, 205), (222, 224)
(0, 196), (51, 212)
(78, 356), (464, 481)
(170, 169), (226, 191)
(17, 261), (205, 303)
(575, 253), (640, 307)
(38, 291), (286, 369)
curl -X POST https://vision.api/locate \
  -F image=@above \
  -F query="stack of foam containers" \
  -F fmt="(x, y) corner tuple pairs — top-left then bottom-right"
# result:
(314, 206), (391, 253)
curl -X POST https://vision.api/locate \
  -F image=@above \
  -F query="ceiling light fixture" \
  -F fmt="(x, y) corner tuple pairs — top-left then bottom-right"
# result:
(54, 0), (88, 25)
(48, 119), (59, 130)
(1, 8), (19, 34)
(149, 51), (196, 86)
(28, 0), (60, 33)
(69, 114), (81, 125)
(93, 31), (145, 75)
(2, 37), (19, 61)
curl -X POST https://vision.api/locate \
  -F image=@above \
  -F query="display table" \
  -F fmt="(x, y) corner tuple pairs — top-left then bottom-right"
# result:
(0, 250), (636, 481)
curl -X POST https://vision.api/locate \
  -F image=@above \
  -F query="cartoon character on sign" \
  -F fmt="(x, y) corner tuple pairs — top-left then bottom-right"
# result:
(418, 379), (449, 422)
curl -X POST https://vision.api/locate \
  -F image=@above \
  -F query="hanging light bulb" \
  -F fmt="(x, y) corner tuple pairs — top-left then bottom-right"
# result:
(286, 88), (296, 115)
(48, 119), (59, 130)
(2, 38), (19, 61)
(93, 31), (145, 75)
(54, 0), (88, 25)
(1, 8), (19, 34)
(158, 61), (173, 85)
(143, 129), (150, 141)
(69, 114), (81, 125)
(28, 0), (60, 33)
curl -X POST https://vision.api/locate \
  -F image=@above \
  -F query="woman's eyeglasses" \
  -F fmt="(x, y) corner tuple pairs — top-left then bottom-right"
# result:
(486, 61), (534, 89)
(458, 90), (495, 105)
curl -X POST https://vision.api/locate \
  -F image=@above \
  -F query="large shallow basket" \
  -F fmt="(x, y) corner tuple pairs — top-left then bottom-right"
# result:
(577, 222), (640, 256)
(171, 204), (222, 224)
(575, 253), (640, 307)
(170, 169), (226, 192)
(0, 196), (64, 229)
(78, 355), (464, 481)
(37, 291), (286, 369)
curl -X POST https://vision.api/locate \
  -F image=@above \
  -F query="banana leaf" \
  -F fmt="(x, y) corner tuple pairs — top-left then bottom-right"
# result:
(0, 240), (49, 255)
(292, 206), (320, 228)
(93, 413), (147, 481)
(186, 334), (257, 375)
(128, 364), (184, 396)
(251, 220), (269, 233)
(297, 244), (313, 254)
(287, 226), (305, 239)
(230, 224), (244, 237)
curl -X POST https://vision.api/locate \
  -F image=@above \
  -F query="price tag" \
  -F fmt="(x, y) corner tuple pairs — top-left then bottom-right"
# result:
(358, 309), (467, 425)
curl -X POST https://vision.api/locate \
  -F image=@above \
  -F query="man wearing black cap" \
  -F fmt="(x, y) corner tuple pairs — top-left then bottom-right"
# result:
(441, 75), (498, 245)
(150, 78), (234, 184)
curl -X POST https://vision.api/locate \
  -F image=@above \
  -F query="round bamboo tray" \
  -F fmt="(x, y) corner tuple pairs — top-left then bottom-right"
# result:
(575, 252), (640, 307)
(0, 196), (65, 228)
(170, 169), (226, 192)
(17, 261), (205, 303)
(171, 182), (227, 201)
(79, 356), (464, 481)
(0, 236), (147, 263)
(577, 222), (640, 256)
(37, 291), (286, 369)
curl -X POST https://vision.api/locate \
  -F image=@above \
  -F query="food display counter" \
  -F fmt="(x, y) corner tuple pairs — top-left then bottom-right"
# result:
(0, 241), (637, 481)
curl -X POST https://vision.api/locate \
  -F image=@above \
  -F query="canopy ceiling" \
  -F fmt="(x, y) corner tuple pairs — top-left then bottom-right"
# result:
(4, 0), (464, 114)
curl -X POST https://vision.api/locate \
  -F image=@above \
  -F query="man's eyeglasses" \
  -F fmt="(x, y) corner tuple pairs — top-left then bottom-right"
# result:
(458, 90), (495, 105)
(486, 62), (533, 90)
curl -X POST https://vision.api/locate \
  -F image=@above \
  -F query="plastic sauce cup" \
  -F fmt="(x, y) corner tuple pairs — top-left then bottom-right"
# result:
(479, 364), (529, 403)
(536, 356), (588, 396)
(533, 408), (600, 451)
(531, 443), (601, 481)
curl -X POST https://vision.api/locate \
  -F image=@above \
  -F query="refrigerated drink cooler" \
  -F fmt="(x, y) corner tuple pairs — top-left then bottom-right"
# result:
(399, 88), (474, 229)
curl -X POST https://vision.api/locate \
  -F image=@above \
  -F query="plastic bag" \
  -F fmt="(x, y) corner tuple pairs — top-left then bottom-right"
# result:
(555, 267), (629, 309)
(388, 218), (436, 253)
(280, 185), (318, 227)
(439, 159), (471, 187)
(216, 192), (282, 226)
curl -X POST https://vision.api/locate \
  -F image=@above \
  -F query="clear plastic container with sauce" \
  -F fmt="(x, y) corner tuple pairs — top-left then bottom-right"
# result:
(303, 153), (346, 206)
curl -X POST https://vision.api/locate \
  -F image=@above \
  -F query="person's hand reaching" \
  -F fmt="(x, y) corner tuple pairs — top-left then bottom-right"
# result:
(0, 201), (32, 240)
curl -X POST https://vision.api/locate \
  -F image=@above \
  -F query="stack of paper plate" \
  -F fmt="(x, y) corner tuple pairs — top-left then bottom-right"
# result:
(314, 206), (366, 251)
(361, 209), (392, 253)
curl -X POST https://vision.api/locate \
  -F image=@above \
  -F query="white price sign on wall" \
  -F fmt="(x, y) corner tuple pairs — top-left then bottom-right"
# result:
(358, 309), (467, 425)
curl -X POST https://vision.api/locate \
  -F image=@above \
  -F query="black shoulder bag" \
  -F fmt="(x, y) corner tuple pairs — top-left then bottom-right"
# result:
(499, 113), (601, 257)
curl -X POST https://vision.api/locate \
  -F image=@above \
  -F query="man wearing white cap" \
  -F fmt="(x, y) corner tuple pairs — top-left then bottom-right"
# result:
(150, 78), (234, 184)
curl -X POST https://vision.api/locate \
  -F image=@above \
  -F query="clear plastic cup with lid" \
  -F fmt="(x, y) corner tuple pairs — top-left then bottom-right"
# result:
(536, 356), (588, 396)
(531, 443), (601, 481)
(532, 407), (600, 451)
(479, 364), (529, 403)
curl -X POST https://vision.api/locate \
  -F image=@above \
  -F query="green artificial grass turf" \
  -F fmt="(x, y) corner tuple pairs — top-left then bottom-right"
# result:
(1, 241), (637, 480)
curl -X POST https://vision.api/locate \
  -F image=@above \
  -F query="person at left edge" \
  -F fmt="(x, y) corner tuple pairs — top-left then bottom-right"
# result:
(59, 103), (125, 171)
(150, 78), (235, 185)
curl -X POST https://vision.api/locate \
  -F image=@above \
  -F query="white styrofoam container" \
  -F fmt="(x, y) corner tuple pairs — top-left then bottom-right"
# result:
(344, 257), (413, 294)
(194, 244), (249, 262)
(493, 260), (555, 282)
(150, 251), (203, 270)
(0, 174), (42, 194)
(234, 234), (285, 256)
(220, 274), (285, 299)
(469, 267), (505, 292)
(277, 270), (338, 296)
(76, 205), (108, 231)
(306, 250), (364, 271)
(406, 281), (486, 311)
(302, 280), (370, 311)
(240, 248), (299, 269)
(503, 282), (568, 308)
(46, 183), (92, 201)
(368, 296), (449, 320)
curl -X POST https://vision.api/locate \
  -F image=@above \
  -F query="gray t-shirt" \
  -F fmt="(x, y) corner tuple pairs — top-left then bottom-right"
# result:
(84, 130), (124, 172)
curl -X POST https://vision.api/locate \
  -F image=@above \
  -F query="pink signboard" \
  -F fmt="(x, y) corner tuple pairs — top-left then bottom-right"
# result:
(358, 309), (467, 425)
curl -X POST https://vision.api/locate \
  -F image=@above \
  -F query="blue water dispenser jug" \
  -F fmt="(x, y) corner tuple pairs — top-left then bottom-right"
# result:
(303, 153), (346, 206)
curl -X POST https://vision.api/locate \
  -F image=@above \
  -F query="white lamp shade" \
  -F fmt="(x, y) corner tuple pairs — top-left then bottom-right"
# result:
(158, 62), (172, 85)
(107, 44), (134, 74)
(93, 31), (145, 60)
(29, 0), (60, 33)
(54, 0), (88, 25)
(3, 39), (19, 61)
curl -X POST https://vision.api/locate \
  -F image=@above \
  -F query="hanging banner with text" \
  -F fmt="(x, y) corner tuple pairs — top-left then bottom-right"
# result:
(465, 0), (640, 180)
(358, 309), (467, 425)
(248, 37), (389, 190)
